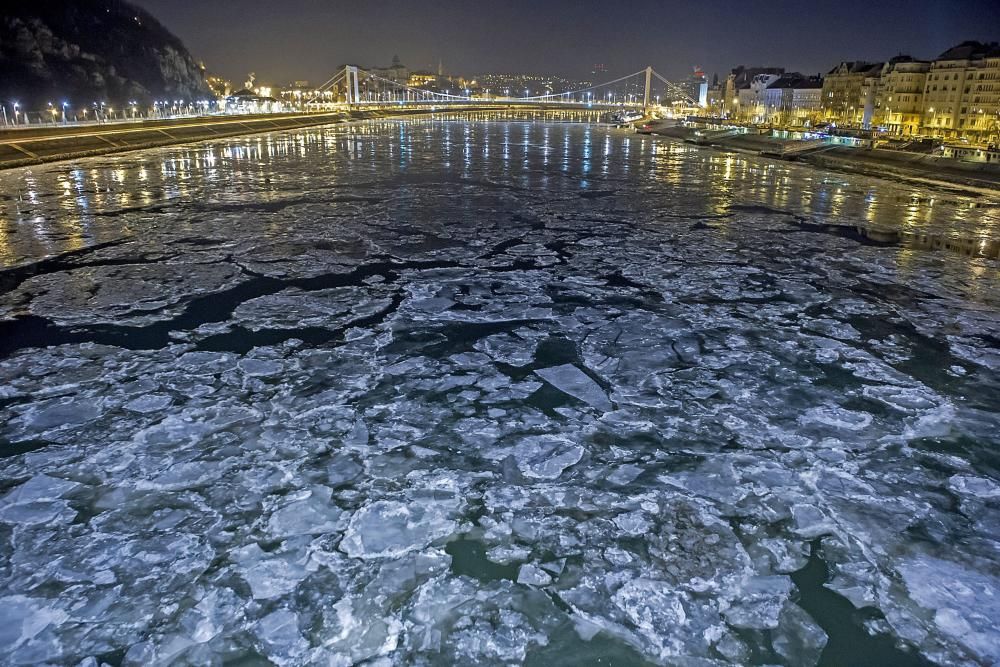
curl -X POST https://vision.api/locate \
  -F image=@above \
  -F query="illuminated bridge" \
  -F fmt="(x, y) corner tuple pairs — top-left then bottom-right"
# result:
(304, 66), (697, 112)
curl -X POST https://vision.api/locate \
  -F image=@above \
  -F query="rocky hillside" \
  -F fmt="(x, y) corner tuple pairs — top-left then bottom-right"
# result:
(0, 0), (212, 110)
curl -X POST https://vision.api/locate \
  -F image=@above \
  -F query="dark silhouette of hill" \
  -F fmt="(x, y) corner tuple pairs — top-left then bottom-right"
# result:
(0, 0), (212, 110)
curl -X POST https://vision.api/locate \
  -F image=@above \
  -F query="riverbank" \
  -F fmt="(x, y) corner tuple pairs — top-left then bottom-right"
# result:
(0, 107), (505, 169)
(639, 124), (1000, 194)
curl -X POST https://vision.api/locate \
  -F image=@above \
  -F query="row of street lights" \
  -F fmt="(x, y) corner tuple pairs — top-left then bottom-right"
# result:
(1, 99), (219, 127)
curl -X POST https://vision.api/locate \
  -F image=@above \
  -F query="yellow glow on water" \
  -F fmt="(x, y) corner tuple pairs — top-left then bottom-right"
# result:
(0, 117), (997, 266)
(0, 216), (15, 267)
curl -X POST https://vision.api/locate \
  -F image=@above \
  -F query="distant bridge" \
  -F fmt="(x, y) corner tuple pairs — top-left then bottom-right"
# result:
(305, 66), (697, 111)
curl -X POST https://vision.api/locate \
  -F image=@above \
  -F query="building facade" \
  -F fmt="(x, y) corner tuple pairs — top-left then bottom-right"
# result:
(921, 41), (1000, 143)
(821, 61), (883, 127)
(740, 73), (781, 121)
(873, 57), (929, 136)
(724, 66), (784, 118)
(762, 75), (824, 126)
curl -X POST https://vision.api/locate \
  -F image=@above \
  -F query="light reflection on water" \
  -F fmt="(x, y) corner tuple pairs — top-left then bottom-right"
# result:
(0, 115), (998, 269)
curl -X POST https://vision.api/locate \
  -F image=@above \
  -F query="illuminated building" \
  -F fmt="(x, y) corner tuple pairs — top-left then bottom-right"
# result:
(408, 71), (438, 87)
(873, 57), (929, 136)
(225, 88), (283, 113)
(724, 66), (784, 119)
(921, 41), (1000, 144)
(821, 61), (883, 127)
(762, 75), (824, 126)
(738, 73), (781, 122)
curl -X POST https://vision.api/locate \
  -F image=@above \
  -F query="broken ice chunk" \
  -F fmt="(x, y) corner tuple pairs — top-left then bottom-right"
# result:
(948, 475), (1000, 499)
(898, 556), (1000, 664)
(240, 557), (308, 600)
(475, 333), (537, 367)
(510, 435), (584, 480)
(773, 603), (827, 665)
(22, 400), (101, 430)
(722, 576), (793, 630)
(0, 595), (69, 658)
(124, 393), (174, 413)
(535, 364), (612, 411)
(238, 358), (284, 377)
(487, 545), (531, 564)
(2, 474), (80, 505)
(254, 609), (309, 664)
(0, 474), (81, 526)
(266, 487), (344, 539)
(340, 499), (457, 559)
(517, 564), (553, 586)
(799, 405), (872, 432)
(606, 463), (643, 486)
(790, 504), (836, 539)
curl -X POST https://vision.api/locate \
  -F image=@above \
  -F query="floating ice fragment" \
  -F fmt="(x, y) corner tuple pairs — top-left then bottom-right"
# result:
(511, 435), (584, 480)
(238, 358), (284, 377)
(267, 487), (344, 538)
(240, 557), (308, 600)
(606, 464), (643, 486)
(0, 501), (76, 525)
(24, 400), (101, 430)
(255, 609), (309, 665)
(2, 474), (80, 505)
(898, 556), (1000, 664)
(320, 597), (402, 662)
(541, 559), (566, 575)
(0, 595), (69, 659)
(487, 545), (531, 564)
(613, 578), (688, 657)
(773, 603), (827, 665)
(340, 500), (457, 559)
(535, 364), (612, 411)
(722, 576), (793, 630)
(790, 504), (836, 538)
(475, 333), (537, 367)
(948, 475), (1000, 499)
(613, 511), (651, 536)
(799, 405), (872, 432)
(124, 393), (173, 413)
(517, 564), (553, 586)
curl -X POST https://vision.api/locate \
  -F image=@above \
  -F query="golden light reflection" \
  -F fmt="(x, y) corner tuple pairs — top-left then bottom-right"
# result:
(0, 116), (997, 268)
(0, 216), (15, 267)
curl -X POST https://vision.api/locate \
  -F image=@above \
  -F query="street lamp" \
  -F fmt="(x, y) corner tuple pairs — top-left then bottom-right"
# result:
(61, 102), (68, 123)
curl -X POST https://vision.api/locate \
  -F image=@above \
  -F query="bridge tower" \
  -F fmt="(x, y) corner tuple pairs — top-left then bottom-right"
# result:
(344, 66), (360, 106)
(644, 66), (653, 110)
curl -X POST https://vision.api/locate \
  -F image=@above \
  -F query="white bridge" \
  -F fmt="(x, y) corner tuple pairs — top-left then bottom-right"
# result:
(308, 66), (697, 111)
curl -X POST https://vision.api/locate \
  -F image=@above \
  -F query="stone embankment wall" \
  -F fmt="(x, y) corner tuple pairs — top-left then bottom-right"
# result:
(0, 108), (502, 169)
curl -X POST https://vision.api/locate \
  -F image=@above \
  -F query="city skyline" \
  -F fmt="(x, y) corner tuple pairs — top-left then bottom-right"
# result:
(133, 0), (1000, 84)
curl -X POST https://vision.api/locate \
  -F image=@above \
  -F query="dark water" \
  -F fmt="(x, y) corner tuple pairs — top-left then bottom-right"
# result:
(0, 116), (998, 666)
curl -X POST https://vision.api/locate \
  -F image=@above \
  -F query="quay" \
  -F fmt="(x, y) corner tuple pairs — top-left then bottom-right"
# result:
(637, 120), (1000, 193)
(0, 107), (509, 169)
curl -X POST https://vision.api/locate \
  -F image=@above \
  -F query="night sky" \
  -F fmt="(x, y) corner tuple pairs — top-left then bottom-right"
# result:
(132, 0), (999, 85)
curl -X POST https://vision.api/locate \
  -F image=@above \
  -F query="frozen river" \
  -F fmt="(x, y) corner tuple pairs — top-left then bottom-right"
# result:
(1, 116), (999, 666)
